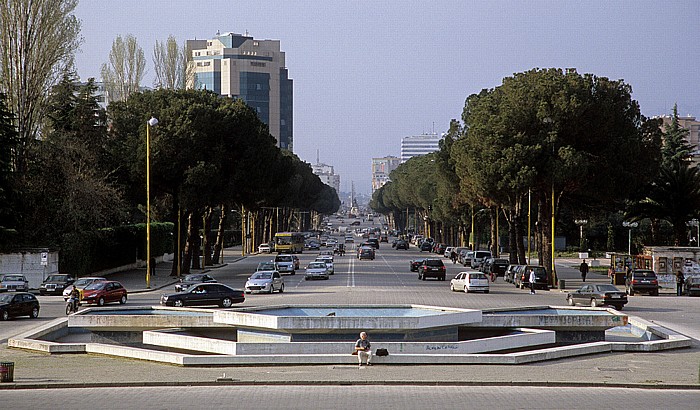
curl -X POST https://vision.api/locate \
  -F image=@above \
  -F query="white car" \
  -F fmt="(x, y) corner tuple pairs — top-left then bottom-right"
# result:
(274, 254), (295, 275)
(245, 270), (284, 294)
(305, 262), (330, 280)
(444, 247), (454, 258)
(450, 272), (490, 293)
(315, 255), (334, 274)
(258, 242), (273, 253)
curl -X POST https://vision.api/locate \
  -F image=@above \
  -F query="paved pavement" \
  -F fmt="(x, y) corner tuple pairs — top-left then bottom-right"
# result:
(1, 248), (699, 390)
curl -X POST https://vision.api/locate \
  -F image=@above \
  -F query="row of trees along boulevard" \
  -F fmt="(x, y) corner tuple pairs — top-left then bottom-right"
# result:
(372, 68), (671, 286)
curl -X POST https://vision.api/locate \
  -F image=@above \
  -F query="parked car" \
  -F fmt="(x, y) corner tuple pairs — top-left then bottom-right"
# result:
(81, 281), (127, 306)
(451, 272), (490, 293)
(275, 254), (296, 275)
(258, 242), (274, 253)
(0, 292), (40, 320)
(245, 270), (284, 294)
(515, 265), (549, 290)
(39, 274), (75, 296)
(684, 277), (700, 296)
(626, 269), (659, 296)
(418, 259), (447, 281)
(504, 265), (521, 283)
(443, 246), (454, 258)
(487, 258), (510, 277)
(434, 243), (447, 255)
(315, 255), (335, 274)
(357, 246), (375, 260)
(63, 277), (107, 300)
(470, 251), (492, 269)
(410, 258), (426, 272)
(305, 261), (330, 280)
(0, 274), (29, 292)
(175, 273), (217, 292)
(161, 283), (245, 307)
(567, 284), (627, 310)
(395, 240), (409, 250)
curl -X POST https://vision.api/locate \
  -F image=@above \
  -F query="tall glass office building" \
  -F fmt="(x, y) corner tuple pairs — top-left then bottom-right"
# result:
(187, 32), (293, 151)
(400, 133), (442, 163)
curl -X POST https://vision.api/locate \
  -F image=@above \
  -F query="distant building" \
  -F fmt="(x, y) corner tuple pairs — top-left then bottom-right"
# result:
(658, 114), (700, 165)
(311, 156), (341, 195)
(400, 133), (442, 163)
(371, 156), (401, 193)
(186, 32), (293, 150)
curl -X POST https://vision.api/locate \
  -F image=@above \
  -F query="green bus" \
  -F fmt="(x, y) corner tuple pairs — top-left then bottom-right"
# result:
(274, 232), (305, 254)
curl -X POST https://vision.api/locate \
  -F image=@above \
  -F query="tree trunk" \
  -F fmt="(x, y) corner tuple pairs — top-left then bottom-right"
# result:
(489, 207), (498, 256)
(170, 196), (181, 277)
(185, 210), (201, 270)
(203, 207), (213, 266)
(212, 205), (226, 265)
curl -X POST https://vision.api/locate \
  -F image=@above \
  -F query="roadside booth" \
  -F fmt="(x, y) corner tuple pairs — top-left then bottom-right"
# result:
(608, 253), (634, 285)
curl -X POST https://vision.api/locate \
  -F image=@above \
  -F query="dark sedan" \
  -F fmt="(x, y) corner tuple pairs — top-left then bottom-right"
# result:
(567, 284), (628, 310)
(0, 292), (40, 320)
(160, 283), (245, 308)
(395, 240), (409, 250)
(175, 273), (217, 292)
(410, 258), (426, 272)
(39, 274), (75, 296)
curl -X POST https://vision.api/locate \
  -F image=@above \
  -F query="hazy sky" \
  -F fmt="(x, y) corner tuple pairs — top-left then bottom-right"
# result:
(72, 0), (700, 194)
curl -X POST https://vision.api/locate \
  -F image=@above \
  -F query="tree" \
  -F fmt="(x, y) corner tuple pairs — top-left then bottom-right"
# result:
(0, 0), (82, 172)
(0, 92), (18, 245)
(661, 104), (693, 168)
(101, 34), (146, 103)
(153, 35), (185, 90)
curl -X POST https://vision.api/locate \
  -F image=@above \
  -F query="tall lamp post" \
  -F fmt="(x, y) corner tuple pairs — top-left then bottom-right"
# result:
(622, 221), (639, 255)
(146, 117), (158, 289)
(687, 219), (699, 246)
(574, 219), (588, 250)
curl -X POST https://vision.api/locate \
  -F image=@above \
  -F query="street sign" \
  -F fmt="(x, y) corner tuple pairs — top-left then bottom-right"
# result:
(41, 252), (48, 266)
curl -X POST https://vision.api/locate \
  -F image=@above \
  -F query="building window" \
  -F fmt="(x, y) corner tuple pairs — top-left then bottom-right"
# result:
(256, 84), (262, 90)
(251, 61), (266, 67)
(253, 41), (259, 46)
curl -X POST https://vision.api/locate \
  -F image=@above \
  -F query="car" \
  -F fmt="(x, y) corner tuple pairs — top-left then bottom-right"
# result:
(451, 272), (490, 293)
(418, 259), (447, 281)
(684, 277), (700, 296)
(379, 234), (389, 243)
(315, 255), (335, 274)
(434, 243), (447, 255)
(0, 274), (29, 292)
(275, 254), (296, 275)
(39, 274), (75, 296)
(366, 238), (380, 249)
(333, 243), (346, 255)
(357, 246), (375, 260)
(470, 251), (492, 269)
(443, 247), (454, 258)
(245, 270), (284, 293)
(350, 221), (361, 226)
(515, 265), (549, 290)
(458, 250), (473, 265)
(626, 269), (659, 296)
(395, 239), (409, 250)
(305, 261), (330, 280)
(419, 241), (433, 252)
(319, 250), (334, 256)
(63, 277), (107, 300)
(567, 284), (628, 310)
(256, 261), (279, 271)
(487, 258), (510, 277)
(81, 281), (127, 306)
(504, 265), (521, 283)
(160, 283), (245, 307)
(345, 235), (354, 243)
(0, 292), (40, 320)
(175, 273), (217, 292)
(305, 240), (321, 250)
(410, 258), (425, 272)
(258, 242), (274, 253)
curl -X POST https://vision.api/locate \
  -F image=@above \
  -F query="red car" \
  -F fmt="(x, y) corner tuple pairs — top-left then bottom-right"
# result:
(81, 281), (128, 306)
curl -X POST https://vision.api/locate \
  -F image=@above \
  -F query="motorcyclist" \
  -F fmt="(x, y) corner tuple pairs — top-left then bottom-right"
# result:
(69, 286), (81, 312)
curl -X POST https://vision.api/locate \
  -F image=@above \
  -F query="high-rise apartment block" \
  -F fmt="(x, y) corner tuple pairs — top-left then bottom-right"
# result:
(311, 161), (341, 195)
(400, 133), (442, 163)
(371, 156), (401, 193)
(186, 32), (293, 150)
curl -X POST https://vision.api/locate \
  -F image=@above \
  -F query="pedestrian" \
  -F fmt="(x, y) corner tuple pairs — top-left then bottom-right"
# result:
(580, 259), (589, 282)
(676, 270), (685, 296)
(355, 331), (372, 368)
(529, 268), (536, 294)
(150, 257), (157, 277)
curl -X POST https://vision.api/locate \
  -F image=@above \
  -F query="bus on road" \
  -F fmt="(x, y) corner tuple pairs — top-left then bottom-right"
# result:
(274, 232), (305, 254)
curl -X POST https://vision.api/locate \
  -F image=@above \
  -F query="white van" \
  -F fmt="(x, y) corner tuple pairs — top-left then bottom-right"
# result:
(470, 251), (492, 269)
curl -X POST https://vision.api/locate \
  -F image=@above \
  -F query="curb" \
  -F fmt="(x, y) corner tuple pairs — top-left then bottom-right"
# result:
(0, 380), (699, 390)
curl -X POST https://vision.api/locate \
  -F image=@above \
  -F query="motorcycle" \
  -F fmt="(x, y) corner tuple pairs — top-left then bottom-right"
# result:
(65, 297), (80, 315)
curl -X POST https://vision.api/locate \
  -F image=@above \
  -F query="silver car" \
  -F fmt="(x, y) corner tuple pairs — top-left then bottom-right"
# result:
(315, 255), (334, 274)
(245, 270), (284, 294)
(0, 274), (29, 292)
(305, 262), (330, 280)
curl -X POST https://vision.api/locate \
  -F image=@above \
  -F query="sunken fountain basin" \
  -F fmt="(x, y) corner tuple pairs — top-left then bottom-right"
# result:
(213, 304), (482, 343)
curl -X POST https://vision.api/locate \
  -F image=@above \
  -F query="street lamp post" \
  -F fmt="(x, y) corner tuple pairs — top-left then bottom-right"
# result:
(146, 117), (158, 289)
(622, 221), (639, 255)
(574, 219), (588, 250)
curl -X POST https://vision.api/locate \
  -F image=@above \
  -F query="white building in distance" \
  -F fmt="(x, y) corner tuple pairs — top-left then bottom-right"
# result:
(400, 133), (442, 163)
(371, 156), (401, 193)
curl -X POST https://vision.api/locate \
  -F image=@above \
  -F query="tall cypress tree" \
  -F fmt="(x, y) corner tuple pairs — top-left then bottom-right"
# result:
(0, 92), (18, 244)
